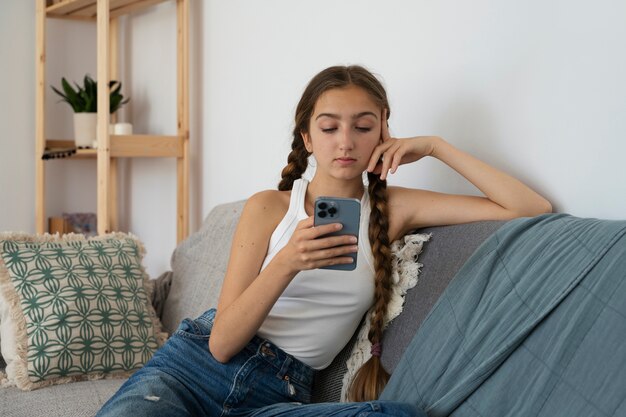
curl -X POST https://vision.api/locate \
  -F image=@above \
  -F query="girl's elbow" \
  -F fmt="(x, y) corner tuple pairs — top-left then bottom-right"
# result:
(533, 198), (553, 215)
(208, 335), (233, 364)
(541, 200), (553, 214)
(506, 199), (552, 219)
(521, 199), (553, 217)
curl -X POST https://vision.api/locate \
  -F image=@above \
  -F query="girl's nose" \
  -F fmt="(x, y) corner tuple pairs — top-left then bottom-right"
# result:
(338, 130), (355, 150)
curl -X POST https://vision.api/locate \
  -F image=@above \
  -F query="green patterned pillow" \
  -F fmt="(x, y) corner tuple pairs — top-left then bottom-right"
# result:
(0, 232), (167, 391)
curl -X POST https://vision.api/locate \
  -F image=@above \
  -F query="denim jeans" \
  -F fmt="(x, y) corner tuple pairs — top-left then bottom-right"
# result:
(97, 309), (424, 417)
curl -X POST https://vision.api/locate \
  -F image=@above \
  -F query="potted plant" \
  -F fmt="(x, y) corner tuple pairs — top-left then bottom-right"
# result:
(51, 75), (130, 147)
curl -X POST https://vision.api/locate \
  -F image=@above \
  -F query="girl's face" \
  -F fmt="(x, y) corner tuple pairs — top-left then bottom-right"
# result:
(302, 85), (382, 181)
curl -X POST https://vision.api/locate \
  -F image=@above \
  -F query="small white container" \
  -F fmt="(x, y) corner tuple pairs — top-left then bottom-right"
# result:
(113, 122), (133, 135)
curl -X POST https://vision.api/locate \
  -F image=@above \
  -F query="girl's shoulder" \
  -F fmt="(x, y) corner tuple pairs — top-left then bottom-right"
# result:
(242, 189), (292, 230)
(246, 189), (291, 209)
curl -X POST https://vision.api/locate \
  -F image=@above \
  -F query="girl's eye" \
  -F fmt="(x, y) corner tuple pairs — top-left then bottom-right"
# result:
(356, 127), (372, 132)
(321, 128), (337, 133)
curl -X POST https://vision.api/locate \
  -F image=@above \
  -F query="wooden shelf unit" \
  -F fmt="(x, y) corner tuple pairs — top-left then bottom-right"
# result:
(35, 0), (189, 242)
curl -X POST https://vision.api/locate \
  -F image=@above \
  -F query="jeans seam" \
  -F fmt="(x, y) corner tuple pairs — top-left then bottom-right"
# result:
(173, 329), (210, 340)
(220, 353), (260, 416)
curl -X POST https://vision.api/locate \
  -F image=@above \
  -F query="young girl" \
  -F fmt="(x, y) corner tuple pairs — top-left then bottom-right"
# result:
(97, 65), (551, 417)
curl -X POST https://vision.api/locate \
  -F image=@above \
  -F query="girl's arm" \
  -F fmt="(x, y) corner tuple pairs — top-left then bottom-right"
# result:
(208, 191), (357, 363)
(368, 113), (552, 236)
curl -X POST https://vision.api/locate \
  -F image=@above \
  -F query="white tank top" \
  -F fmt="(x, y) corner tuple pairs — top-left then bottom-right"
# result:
(257, 179), (376, 369)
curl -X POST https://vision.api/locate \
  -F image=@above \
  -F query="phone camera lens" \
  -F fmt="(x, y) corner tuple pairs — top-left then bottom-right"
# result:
(318, 202), (328, 210)
(318, 211), (327, 218)
(328, 207), (337, 216)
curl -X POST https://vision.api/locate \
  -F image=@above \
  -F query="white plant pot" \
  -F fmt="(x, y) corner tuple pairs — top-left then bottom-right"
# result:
(73, 113), (97, 148)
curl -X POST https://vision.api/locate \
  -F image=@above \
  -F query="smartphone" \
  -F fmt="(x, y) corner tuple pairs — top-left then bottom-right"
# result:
(314, 196), (361, 271)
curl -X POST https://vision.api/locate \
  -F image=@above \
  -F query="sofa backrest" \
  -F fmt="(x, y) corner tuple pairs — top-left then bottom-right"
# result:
(161, 200), (506, 402)
(161, 200), (246, 334)
(380, 220), (506, 374)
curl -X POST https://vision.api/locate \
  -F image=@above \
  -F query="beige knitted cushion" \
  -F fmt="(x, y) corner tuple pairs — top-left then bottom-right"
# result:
(0, 232), (166, 391)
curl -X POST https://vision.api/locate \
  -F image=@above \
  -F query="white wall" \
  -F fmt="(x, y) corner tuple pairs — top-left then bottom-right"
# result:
(2, 0), (626, 277)
(202, 0), (626, 220)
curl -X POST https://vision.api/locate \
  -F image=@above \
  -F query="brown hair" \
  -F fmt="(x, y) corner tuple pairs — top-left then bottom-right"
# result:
(278, 65), (393, 401)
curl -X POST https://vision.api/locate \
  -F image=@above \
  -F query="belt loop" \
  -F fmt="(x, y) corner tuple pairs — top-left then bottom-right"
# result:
(277, 355), (293, 379)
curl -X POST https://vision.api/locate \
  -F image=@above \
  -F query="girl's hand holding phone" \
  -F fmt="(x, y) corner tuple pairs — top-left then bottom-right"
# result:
(275, 217), (358, 275)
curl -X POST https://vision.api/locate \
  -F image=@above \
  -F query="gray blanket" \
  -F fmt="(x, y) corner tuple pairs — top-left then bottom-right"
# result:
(380, 214), (626, 417)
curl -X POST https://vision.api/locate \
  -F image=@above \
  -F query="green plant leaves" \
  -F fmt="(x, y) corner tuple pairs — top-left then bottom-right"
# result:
(108, 80), (130, 113)
(50, 75), (130, 114)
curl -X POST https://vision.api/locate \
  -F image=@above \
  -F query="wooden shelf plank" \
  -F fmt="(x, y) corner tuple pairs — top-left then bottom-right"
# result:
(71, 0), (144, 18)
(47, 0), (94, 18)
(110, 134), (183, 157)
(44, 135), (183, 159)
(74, 148), (98, 158)
(47, 0), (170, 19)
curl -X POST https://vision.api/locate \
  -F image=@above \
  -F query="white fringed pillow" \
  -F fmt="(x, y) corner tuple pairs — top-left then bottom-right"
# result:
(0, 232), (167, 391)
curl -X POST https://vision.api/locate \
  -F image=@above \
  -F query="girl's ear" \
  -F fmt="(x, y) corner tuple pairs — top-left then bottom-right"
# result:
(301, 131), (313, 153)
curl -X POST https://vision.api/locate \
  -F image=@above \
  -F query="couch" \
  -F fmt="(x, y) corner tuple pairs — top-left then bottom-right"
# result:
(1, 200), (622, 416)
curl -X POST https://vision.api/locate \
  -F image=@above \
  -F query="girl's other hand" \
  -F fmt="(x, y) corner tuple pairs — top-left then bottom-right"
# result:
(274, 216), (358, 275)
(367, 109), (441, 180)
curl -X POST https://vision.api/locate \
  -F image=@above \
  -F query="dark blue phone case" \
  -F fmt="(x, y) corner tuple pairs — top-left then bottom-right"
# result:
(314, 196), (361, 271)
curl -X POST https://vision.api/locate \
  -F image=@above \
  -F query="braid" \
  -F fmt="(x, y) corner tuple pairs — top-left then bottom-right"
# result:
(278, 132), (310, 191)
(280, 65), (394, 400)
(348, 172), (393, 401)
(365, 172), (393, 345)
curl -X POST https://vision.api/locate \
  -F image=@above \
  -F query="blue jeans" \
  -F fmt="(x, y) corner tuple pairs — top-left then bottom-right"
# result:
(97, 309), (424, 417)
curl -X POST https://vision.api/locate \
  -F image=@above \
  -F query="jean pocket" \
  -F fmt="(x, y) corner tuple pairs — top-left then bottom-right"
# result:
(174, 317), (211, 340)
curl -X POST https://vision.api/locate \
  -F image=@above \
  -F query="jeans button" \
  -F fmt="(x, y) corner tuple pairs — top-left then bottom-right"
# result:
(261, 345), (275, 357)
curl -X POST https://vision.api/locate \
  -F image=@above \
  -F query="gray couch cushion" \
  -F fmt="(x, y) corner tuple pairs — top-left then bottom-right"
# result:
(0, 379), (124, 417)
(161, 201), (245, 334)
(381, 220), (506, 374)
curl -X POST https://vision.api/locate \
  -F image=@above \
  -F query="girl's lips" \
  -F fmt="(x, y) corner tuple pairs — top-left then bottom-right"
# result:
(335, 157), (357, 166)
